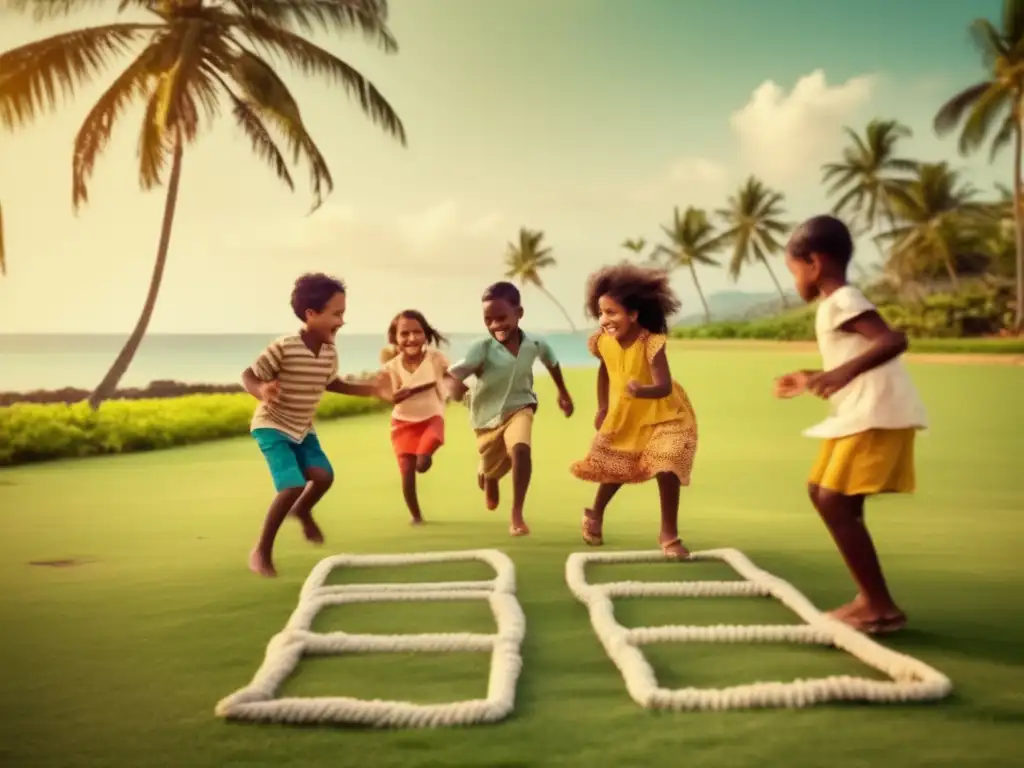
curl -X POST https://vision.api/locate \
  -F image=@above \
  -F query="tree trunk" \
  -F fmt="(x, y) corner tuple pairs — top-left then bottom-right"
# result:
(87, 133), (184, 409)
(687, 261), (711, 323)
(1013, 114), (1024, 333)
(762, 257), (789, 308)
(539, 285), (578, 332)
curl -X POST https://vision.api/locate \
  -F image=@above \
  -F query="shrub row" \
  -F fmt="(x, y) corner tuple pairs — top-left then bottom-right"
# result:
(0, 392), (387, 466)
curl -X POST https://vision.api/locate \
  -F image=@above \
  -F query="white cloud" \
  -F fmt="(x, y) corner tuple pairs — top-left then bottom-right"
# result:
(729, 69), (876, 185)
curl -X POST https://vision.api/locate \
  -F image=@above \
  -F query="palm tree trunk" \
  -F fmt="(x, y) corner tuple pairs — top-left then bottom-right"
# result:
(87, 132), (184, 409)
(538, 285), (578, 332)
(1013, 115), (1024, 333)
(687, 262), (711, 323)
(761, 258), (789, 308)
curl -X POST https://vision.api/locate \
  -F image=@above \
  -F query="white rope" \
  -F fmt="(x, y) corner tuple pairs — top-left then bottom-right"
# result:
(215, 549), (525, 728)
(565, 547), (953, 710)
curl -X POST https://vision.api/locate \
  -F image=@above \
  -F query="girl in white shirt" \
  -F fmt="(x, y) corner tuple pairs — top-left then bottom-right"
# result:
(380, 310), (455, 525)
(775, 215), (926, 636)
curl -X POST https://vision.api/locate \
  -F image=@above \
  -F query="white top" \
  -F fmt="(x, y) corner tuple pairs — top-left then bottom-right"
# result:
(384, 349), (449, 423)
(804, 285), (928, 439)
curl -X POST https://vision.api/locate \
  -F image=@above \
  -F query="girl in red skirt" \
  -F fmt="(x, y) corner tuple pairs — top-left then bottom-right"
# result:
(380, 310), (456, 524)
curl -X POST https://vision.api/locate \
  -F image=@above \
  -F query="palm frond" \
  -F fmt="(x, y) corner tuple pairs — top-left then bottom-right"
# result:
(228, 92), (295, 190)
(234, 18), (406, 145)
(5, 0), (154, 20)
(956, 80), (1014, 156)
(0, 24), (154, 130)
(227, 0), (398, 53)
(969, 17), (1009, 69)
(989, 112), (1017, 161)
(933, 81), (991, 137)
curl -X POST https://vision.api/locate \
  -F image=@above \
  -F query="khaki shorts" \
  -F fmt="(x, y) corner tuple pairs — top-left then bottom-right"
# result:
(475, 407), (534, 480)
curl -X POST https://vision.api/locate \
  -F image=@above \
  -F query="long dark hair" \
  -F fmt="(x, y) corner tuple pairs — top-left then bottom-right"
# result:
(387, 309), (449, 348)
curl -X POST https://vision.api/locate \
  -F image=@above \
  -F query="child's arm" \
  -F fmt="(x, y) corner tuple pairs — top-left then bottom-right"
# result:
(807, 311), (907, 398)
(627, 346), (673, 399)
(595, 360), (610, 430)
(446, 341), (486, 401)
(326, 376), (388, 398)
(242, 339), (284, 402)
(538, 338), (573, 416)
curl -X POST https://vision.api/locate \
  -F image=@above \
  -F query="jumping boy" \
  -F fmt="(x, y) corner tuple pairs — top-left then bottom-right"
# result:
(242, 272), (386, 577)
(448, 281), (575, 536)
(774, 215), (928, 633)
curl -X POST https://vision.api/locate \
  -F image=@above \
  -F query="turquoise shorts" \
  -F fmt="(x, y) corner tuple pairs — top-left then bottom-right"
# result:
(253, 428), (333, 492)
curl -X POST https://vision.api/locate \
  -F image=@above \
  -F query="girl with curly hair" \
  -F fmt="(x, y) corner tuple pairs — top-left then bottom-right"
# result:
(571, 263), (698, 559)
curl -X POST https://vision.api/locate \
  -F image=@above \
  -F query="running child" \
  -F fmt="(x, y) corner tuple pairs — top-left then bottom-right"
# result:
(447, 281), (575, 536)
(774, 214), (927, 634)
(570, 263), (698, 559)
(379, 309), (456, 525)
(242, 272), (387, 578)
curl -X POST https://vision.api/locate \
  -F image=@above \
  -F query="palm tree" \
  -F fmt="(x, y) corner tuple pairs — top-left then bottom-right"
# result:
(621, 237), (648, 258)
(503, 227), (576, 331)
(650, 206), (721, 323)
(716, 176), (792, 306)
(0, 0), (406, 407)
(821, 119), (915, 253)
(877, 163), (988, 290)
(933, 0), (1024, 330)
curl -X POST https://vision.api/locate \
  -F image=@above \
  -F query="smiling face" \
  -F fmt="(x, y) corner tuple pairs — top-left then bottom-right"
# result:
(305, 290), (346, 343)
(482, 298), (523, 343)
(597, 294), (638, 341)
(395, 315), (427, 357)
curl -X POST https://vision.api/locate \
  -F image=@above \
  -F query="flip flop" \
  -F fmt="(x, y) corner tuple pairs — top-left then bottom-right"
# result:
(659, 537), (690, 560)
(581, 512), (603, 546)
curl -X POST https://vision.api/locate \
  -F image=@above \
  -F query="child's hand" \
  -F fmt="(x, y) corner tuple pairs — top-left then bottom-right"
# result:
(773, 372), (808, 399)
(371, 371), (392, 400)
(558, 392), (574, 417)
(807, 368), (853, 399)
(625, 379), (642, 396)
(446, 379), (469, 402)
(594, 407), (607, 431)
(259, 380), (280, 404)
(392, 387), (412, 404)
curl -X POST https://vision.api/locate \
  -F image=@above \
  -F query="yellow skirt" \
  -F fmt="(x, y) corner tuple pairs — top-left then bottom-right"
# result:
(808, 428), (916, 496)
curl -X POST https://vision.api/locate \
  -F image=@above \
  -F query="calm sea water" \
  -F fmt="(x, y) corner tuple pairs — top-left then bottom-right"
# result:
(0, 332), (596, 391)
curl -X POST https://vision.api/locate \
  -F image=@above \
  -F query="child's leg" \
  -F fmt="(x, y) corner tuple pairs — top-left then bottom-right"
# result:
(251, 429), (308, 577)
(290, 433), (334, 543)
(583, 483), (620, 545)
(476, 426), (510, 511)
(398, 455), (425, 523)
(415, 416), (444, 474)
(656, 472), (689, 558)
(809, 484), (904, 626)
(504, 410), (535, 535)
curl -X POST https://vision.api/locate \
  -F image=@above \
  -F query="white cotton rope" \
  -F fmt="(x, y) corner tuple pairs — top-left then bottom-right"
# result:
(565, 547), (953, 711)
(215, 549), (525, 728)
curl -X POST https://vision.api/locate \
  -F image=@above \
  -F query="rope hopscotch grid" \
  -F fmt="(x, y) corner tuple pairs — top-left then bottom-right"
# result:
(565, 548), (953, 711)
(215, 549), (525, 728)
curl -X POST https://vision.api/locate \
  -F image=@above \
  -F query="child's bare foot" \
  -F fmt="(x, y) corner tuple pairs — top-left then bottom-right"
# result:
(509, 518), (530, 536)
(248, 549), (277, 578)
(478, 473), (499, 510)
(416, 455), (433, 473)
(828, 594), (867, 621)
(658, 534), (690, 560)
(410, 517), (425, 526)
(301, 519), (324, 545)
(831, 597), (907, 635)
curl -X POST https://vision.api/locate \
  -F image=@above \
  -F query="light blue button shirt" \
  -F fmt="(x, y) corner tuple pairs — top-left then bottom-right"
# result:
(448, 332), (559, 430)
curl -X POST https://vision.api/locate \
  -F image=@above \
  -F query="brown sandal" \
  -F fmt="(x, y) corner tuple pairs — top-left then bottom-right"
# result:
(659, 537), (690, 560)
(581, 511), (603, 546)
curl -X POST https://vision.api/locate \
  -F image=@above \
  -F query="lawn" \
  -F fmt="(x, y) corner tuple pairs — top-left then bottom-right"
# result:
(1, 347), (1021, 768)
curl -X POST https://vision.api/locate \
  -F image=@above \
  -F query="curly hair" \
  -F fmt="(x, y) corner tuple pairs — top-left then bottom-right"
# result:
(584, 262), (681, 334)
(481, 281), (521, 306)
(290, 272), (346, 321)
(387, 309), (449, 348)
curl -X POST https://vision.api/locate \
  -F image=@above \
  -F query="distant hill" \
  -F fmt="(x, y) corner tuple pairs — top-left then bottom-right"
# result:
(675, 290), (800, 326)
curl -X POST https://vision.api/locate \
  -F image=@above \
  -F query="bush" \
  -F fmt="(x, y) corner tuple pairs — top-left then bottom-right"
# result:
(0, 392), (387, 466)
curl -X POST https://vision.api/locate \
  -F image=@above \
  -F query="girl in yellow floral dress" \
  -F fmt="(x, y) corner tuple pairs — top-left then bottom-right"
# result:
(571, 263), (698, 559)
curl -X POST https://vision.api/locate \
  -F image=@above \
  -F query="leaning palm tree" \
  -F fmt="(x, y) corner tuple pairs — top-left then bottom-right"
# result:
(503, 227), (576, 331)
(933, 0), (1024, 330)
(821, 119), (915, 249)
(0, 0), (406, 407)
(650, 206), (721, 323)
(877, 163), (988, 290)
(716, 176), (792, 306)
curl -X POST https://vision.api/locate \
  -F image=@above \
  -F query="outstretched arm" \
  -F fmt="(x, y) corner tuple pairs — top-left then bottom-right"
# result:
(808, 311), (907, 398)
(327, 375), (386, 398)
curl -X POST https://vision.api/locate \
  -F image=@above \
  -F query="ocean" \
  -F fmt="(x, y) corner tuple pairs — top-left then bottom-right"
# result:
(0, 332), (596, 392)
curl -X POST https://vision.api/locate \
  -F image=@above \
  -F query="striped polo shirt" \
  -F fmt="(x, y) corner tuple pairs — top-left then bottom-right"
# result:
(249, 334), (339, 442)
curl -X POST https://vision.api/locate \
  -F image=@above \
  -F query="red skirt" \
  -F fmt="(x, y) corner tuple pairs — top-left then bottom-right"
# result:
(391, 415), (445, 457)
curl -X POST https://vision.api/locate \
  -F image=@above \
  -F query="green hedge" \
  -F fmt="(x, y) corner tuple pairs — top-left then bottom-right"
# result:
(0, 392), (387, 466)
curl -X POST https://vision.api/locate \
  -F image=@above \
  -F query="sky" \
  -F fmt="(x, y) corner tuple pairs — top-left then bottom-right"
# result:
(0, 0), (1008, 334)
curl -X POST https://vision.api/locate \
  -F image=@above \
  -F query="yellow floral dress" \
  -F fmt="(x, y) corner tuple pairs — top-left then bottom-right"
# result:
(571, 330), (698, 485)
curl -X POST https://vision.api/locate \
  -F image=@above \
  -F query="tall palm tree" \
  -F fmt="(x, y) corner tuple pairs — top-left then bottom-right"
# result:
(503, 227), (576, 331)
(650, 206), (721, 323)
(933, 0), (1024, 330)
(876, 163), (988, 290)
(716, 176), (792, 306)
(621, 237), (648, 258)
(821, 119), (915, 251)
(0, 0), (407, 407)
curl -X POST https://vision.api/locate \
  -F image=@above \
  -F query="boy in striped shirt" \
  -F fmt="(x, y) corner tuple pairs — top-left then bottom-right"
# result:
(242, 273), (387, 577)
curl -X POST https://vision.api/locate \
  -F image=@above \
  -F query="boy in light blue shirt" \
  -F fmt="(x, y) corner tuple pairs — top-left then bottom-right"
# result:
(449, 282), (574, 536)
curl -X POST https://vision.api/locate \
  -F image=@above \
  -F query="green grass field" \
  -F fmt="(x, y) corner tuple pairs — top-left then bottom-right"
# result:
(1, 348), (1021, 768)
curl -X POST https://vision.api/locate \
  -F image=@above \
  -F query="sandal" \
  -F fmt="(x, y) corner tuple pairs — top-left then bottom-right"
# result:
(581, 511), (603, 546)
(659, 537), (690, 560)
